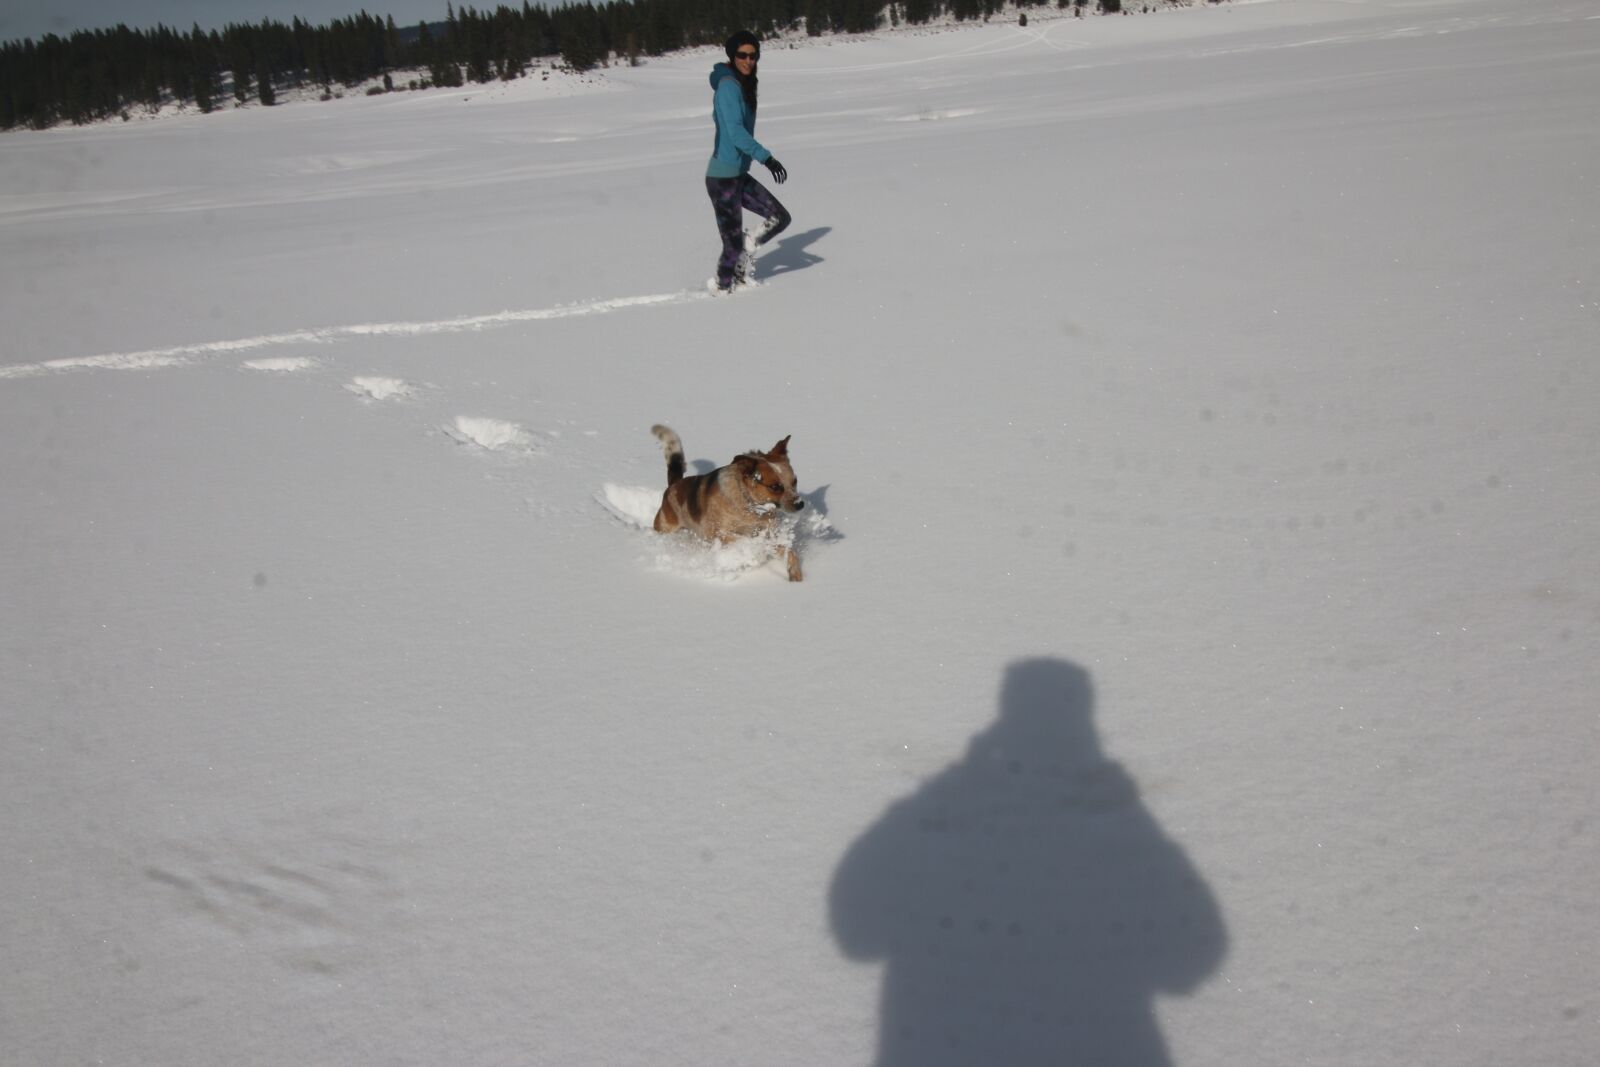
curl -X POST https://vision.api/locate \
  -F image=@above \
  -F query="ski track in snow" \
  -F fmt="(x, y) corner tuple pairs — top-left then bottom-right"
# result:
(4, 275), (818, 581)
(242, 357), (317, 373)
(0, 290), (708, 380)
(0, 255), (800, 579)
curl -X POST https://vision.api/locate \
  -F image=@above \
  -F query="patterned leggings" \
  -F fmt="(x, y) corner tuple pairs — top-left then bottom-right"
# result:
(705, 175), (792, 287)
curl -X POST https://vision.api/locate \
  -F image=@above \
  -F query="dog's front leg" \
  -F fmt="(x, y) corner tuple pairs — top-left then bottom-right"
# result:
(783, 546), (803, 582)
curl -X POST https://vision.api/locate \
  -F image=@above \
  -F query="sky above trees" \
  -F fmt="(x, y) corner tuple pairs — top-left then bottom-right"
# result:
(2, 0), (447, 44)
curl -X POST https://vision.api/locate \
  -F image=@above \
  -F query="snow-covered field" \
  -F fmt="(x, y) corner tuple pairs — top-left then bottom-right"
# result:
(3, 1), (1597, 1063)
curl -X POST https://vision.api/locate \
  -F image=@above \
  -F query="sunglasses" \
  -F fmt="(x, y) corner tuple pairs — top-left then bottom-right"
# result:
(735, 50), (759, 60)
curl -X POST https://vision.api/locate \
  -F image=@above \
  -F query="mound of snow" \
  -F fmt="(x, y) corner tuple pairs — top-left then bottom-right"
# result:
(242, 357), (316, 372)
(446, 416), (536, 452)
(598, 483), (662, 528)
(345, 376), (412, 400)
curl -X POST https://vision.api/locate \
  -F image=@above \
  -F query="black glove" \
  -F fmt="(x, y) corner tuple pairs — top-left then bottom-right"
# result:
(763, 157), (787, 185)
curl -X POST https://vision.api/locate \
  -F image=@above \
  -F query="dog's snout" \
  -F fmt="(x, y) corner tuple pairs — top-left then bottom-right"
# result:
(789, 498), (805, 511)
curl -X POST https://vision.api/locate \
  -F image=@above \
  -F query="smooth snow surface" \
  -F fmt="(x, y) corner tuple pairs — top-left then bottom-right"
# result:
(3, 2), (1597, 1065)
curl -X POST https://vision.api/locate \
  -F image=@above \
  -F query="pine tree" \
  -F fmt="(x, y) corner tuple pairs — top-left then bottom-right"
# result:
(257, 57), (276, 105)
(383, 16), (403, 70)
(229, 32), (254, 104)
(557, 4), (604, 72)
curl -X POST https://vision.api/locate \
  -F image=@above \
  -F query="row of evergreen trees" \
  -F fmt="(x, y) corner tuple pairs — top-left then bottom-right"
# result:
(3, 0), (1096, 131)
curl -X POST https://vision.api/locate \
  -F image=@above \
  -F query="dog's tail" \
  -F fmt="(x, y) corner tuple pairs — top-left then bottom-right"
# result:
(651, 424), (686, 487)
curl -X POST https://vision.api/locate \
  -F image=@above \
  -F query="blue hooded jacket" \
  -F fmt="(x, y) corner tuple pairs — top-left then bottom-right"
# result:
(706, 63), (772, 179)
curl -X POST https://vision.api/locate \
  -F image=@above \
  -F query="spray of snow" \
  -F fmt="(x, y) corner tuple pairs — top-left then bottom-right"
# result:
(599, 482), (838, 582)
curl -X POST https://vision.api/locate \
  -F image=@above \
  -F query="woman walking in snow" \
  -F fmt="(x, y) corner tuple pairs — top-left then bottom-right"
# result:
(705, 30), (791, 293)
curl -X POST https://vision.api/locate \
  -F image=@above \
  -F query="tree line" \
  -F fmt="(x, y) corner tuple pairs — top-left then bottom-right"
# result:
(3, 0), (1125, 131)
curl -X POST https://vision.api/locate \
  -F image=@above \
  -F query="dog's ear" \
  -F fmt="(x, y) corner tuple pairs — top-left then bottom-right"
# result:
(733, 454), (759, 476)
(769, 435), (791, 457)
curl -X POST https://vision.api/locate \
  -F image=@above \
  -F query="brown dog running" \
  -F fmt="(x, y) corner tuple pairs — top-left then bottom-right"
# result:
(651, 425), (805, 582)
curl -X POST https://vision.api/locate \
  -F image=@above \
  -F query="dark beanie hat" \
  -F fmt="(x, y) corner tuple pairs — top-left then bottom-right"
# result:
(724, 30), (760, 60)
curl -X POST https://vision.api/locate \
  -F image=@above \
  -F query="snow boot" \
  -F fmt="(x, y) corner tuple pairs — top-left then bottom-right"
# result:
(747, 214), (784, 252)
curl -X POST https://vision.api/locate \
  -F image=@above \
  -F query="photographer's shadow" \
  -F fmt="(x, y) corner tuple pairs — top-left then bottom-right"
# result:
(830, 658), (1226, 1066)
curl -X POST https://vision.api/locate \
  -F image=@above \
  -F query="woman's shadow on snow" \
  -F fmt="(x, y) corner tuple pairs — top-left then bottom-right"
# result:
(830, 658), (1226, 1067)
(754, 226), (829, 280)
